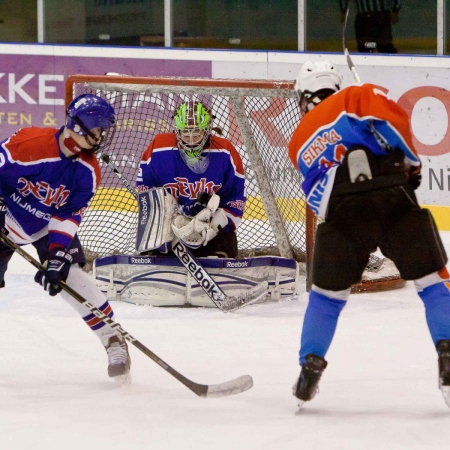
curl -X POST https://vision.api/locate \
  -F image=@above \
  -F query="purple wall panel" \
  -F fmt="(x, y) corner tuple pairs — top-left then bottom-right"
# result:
(0, 53), (211, 138)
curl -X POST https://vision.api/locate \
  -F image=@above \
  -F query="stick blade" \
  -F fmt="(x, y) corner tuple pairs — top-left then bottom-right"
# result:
(222, 280), (269, 312)
(203, 375), (253, 398)
(440, 385), (450, 408)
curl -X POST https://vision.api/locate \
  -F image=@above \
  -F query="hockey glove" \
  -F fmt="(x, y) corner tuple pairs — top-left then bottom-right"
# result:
(172, 208), (230, 248)
(201, 208), (229, 245)
(408, 167), (422, 190)
(34, 247), (73, 296)
(172, 194), (223, 248)
(0, 197), (5, 231)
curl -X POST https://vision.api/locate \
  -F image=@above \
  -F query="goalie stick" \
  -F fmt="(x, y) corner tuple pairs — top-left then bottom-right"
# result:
(342, 0), (361, 83)
(0, 229), (253, 398)
(100, 154), (268, 312)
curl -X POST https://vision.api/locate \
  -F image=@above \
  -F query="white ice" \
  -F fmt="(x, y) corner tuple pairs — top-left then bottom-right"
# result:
(2, 234), (450, 450)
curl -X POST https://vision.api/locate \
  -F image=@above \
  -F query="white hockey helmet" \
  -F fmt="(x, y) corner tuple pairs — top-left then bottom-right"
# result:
(294, 60), (342, 115)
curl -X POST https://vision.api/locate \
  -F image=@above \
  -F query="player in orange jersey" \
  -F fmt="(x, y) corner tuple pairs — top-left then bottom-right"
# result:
(288, 60), (450, 410)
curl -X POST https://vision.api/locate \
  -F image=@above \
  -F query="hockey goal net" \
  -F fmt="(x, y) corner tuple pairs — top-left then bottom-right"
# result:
(66, 74), (404, 293)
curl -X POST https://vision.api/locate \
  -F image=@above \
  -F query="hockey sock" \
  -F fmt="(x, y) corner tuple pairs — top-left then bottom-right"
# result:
(416, 280), (450, 346)
(82, 300), (114, 331)
(60, 266), (117, 338)
(299, 289), (347, 364)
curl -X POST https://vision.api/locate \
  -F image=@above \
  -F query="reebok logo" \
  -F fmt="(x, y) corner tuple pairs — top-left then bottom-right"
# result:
(226, 260), (249, 268)
(173, 240), (224, 305)
(139, 194), (148, 225)
(130, 257), (153, 264)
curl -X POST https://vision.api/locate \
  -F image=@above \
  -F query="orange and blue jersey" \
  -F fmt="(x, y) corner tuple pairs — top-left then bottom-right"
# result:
(136, 133), (246, 230)
(288, 83), (421, 219)
(0, 126), (101, 248)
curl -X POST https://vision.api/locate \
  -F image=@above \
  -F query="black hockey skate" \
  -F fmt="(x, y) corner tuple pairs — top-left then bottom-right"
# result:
(436, 340), (450, 408)
(103, 333), (131, 382)
(293, 354), (327, 410)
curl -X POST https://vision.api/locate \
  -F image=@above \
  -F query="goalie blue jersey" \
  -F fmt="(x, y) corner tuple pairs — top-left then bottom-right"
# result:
(136, 133), (246, 230)
(0, 126), (101, 248)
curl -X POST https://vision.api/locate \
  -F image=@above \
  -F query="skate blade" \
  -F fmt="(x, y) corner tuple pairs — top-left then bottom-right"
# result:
(295, 399), (306, 414)
(440, 385), (450, 408)
(114, 372), (132, 386)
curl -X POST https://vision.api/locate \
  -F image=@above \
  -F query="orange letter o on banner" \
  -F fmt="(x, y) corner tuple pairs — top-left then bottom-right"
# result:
(397, 86), (450, 156)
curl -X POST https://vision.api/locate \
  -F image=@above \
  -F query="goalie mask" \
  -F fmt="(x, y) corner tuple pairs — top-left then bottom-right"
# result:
(174, 100), (212, 173)
(65, 94), (116, 155)
(294, 60), (342, 117)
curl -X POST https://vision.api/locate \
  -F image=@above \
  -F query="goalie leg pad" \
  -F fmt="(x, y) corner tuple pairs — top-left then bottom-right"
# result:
(136, 188), (178, 252)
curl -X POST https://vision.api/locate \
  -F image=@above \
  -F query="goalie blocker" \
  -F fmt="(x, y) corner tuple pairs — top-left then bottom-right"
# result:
(136, 188), (178, 252)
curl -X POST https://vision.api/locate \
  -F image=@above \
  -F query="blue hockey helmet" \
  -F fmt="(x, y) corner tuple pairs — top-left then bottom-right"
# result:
(66, 94), (116, 153)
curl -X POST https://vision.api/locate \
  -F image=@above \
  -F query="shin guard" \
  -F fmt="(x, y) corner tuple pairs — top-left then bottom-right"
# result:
(416, 279), (450, 346)
(299, 289), (347, 364)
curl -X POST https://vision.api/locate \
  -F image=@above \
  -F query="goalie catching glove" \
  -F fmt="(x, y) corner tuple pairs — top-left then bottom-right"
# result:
(34, 247), (73, 296)
(172, 193), (229, 249)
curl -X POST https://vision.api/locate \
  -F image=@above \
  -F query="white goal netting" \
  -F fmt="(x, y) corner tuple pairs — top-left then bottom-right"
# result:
(66, 74), (404, 292)
(67, 75), (309, 262)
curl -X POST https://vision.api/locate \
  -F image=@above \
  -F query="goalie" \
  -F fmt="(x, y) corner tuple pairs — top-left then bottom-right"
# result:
(136, 100), (246, 258)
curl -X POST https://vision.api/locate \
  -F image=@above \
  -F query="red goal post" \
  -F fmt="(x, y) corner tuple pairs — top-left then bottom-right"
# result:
(65, 74), (404, 293)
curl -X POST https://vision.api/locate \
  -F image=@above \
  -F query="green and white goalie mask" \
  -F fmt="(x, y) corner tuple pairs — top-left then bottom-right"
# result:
(174, 100), (212, 174)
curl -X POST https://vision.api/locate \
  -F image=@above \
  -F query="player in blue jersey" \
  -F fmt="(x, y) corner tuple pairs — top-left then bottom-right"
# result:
(0, 94), (131, 380)
(288, 60), (450, 409)
(136, 100), (246, 258)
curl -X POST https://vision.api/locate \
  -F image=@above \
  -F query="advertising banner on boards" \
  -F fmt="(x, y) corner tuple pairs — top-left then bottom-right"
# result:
(1, 44), (450, 219)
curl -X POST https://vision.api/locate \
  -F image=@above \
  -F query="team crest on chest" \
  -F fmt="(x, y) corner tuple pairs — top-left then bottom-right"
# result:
(17, 178), (70, 208)
(164, 177), (222, 199)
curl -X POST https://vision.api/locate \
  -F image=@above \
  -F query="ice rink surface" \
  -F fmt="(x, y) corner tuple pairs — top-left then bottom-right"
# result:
(2, 234), (450, 450)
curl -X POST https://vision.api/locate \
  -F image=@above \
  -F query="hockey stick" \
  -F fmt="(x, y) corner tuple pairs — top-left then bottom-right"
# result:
(341, 8), (396, 280)
(0, 229), (253, 398)
(101, 153), (268, 313)
(342, 0), (361, 83)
